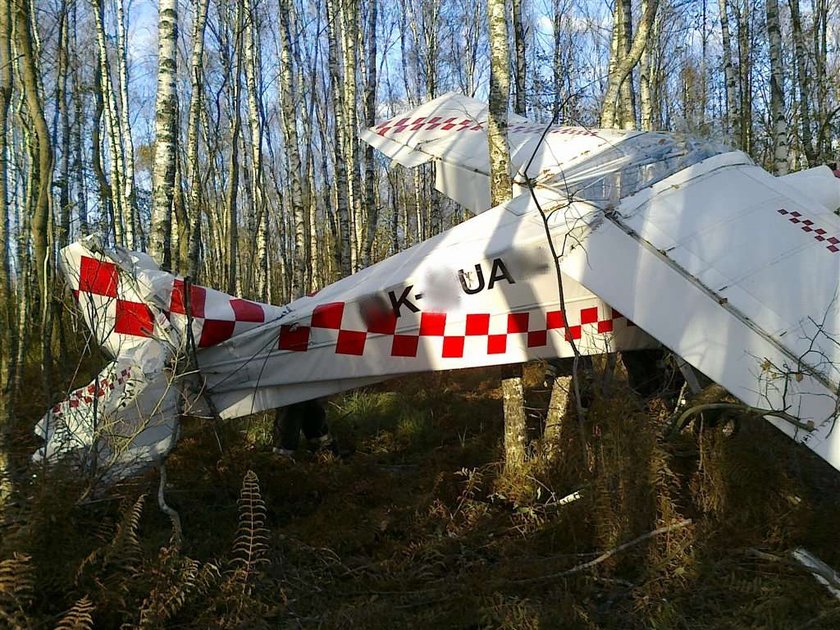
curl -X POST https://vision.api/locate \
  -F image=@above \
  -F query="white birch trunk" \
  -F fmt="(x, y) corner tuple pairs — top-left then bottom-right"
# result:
(116, 0), (136, 248)
(766, 0), (788, 175)
(186, 0), (210, 278)
(150, 0), (178, 267)
(718, 0), (740, 143)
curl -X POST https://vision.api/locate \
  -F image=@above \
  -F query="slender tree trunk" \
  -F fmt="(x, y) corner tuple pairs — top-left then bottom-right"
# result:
(766, 0), (788, 175)
(93, 0), (126, 246)
(734, 1), (751, 153)
(362, 0), (378, 267)
(340, 0), (363, 271)
(279, 0), (306, 298)
(512, 0), (527, 116)
(245, 0), (267, 298)
(601, 0), (659, 129)
(116, 0), (136, 247)
(789, 0), (814, 166)
(56, 0), (71, 249)
(186, 0), (210, 278)
(639, 1), (653, 130)
(326, 0), (351, 276)
(14, 0), (53, 394)
(718, 0), (740, 143)
(552, 0), (567, 121)
(0, 0), (15, 506)
(619, 0), (636, 128)
(150, 0), (179, 267)
(224, 1), (244, 294)
(488, 0), (526, 472)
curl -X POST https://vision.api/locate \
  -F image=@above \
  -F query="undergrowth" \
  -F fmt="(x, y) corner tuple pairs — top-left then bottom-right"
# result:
(2, 364), (840, 628)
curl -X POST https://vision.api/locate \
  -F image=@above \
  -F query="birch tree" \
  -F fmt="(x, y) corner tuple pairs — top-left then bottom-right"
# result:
(601, 0), (659, 129)
(14, 0), (53, 391)
(279, 0), (306, 298)
(488, 0), (526, 472)
(512, 0), (527, 116)
(186, 0), (210, 278)
(766, 0), (788, 174)
(0, 0), (14, 505)
(326, 0), (352, 277)
(150, 0), (179, 267)
(361, 0), (378, 268)
(719, 0), (740, 142)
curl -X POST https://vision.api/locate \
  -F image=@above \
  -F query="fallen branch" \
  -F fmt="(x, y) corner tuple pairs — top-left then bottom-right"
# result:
(511, 518), (693, 584)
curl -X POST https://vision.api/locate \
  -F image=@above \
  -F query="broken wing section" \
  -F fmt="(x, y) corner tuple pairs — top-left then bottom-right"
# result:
(360, 92), (634, 214)
(557, 152), (840, 471)
(38, 238), (183, 480)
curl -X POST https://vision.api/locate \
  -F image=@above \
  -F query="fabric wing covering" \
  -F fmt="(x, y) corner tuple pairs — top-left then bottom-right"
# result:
(37, 92), (840, 482)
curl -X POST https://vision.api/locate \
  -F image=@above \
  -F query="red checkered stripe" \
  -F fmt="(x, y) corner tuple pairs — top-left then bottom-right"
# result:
(168, 278), (272, 348)
(75, 255), (156, 340)
(777, 208), (840, 253)
(51, 367), (132, 416)
(375, 115), (483, 136)
(508, 124), (596, 137)
(373, 116), (595, 138)
(278, 302), (632, 359)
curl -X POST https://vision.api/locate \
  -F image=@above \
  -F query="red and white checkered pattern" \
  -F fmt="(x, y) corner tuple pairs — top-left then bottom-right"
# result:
(167, 279), (276, 348)
(50, 367), (132, 417)
(373, 115), (595, 139)
(277, 301), (632, 359)
(72, 255), (156, 356)
(71, 253), (283, 353)
(777, 208), (840, 253)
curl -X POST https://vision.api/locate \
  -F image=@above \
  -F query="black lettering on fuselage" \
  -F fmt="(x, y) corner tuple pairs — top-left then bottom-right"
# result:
(487, 258), (515, 290)
(458, 264), (485, 294)
(388, 285), (420, 317)
(458, 258), (515, 295)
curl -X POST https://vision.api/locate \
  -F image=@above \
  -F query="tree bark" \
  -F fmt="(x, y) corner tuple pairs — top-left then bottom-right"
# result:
(362, 0), (378, 267)
(789, 0), (814, 166)
(279, 0), (307, 298)
(14, 0), (53, 393)
(326, 0), (352, 277)
(601, 0), (659, 129)
(766, 0), (788, 175)
(245, 0), (267, 298)
(0, 0), (15, 506)
(186, 0), (210, 279)
(116, 0), (136, 247)
(488, 0), (526, 472)
(718, 0), (740, 143)
(150, 0), (179, 268)
(512, 0), (527, 116)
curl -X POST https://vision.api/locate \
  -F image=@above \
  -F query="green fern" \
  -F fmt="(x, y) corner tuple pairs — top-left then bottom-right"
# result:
(54, 596), (95, 630)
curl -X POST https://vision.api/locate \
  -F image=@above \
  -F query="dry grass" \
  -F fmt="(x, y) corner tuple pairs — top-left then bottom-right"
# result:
(3, 362), (840, 628)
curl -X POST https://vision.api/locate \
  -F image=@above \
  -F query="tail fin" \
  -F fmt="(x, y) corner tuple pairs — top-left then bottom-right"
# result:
(61, 236), (163, 358)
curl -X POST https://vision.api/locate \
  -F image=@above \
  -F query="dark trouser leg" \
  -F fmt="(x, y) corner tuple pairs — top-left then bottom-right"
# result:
(274, 404), (305, 451)
(300, 400), (329, 441)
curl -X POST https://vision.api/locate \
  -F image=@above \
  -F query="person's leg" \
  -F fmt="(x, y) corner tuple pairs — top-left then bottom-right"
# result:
(300, 399), (337, 453)
(273, 404), (303, 457)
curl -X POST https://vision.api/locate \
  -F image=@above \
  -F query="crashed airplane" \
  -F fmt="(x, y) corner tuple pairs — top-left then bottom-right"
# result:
(36, 92), (840, 480)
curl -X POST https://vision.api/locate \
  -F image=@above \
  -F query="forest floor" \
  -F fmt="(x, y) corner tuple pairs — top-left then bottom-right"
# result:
(4, 362), (840, 628)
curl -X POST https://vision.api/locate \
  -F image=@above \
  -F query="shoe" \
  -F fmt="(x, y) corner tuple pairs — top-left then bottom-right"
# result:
(272, 447), (296, 460)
